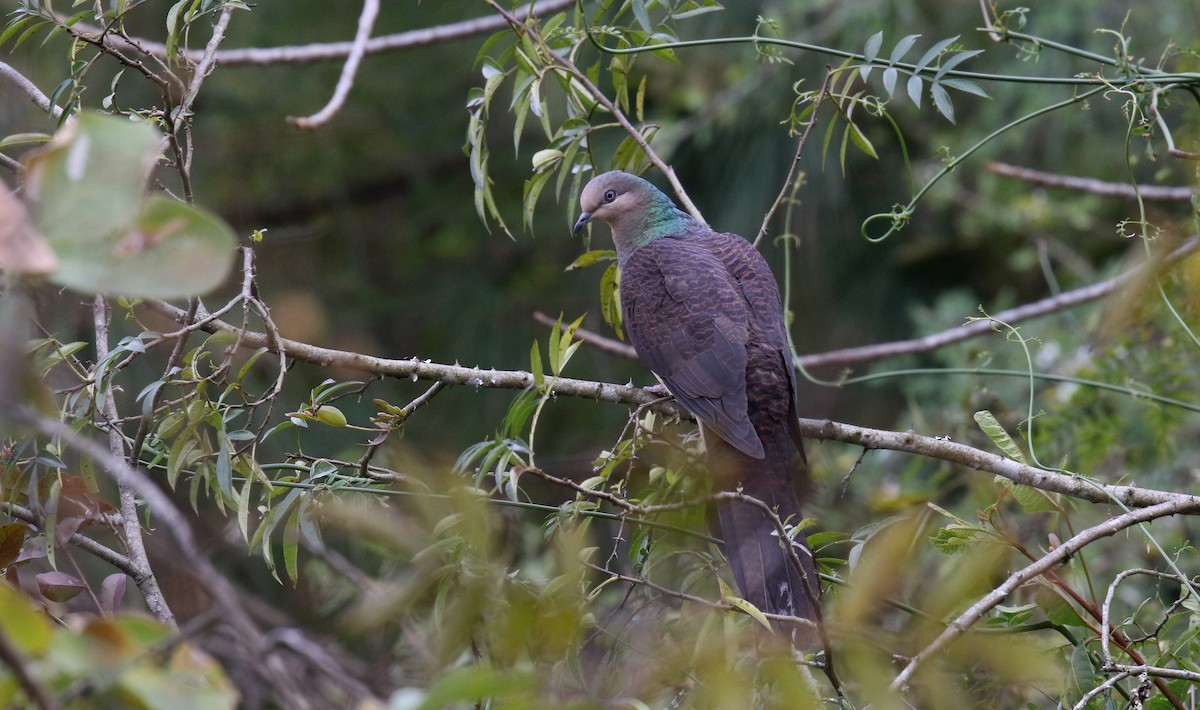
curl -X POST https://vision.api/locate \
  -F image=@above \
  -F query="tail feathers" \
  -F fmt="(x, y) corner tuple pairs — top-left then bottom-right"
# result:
(711, 437), (820, 646)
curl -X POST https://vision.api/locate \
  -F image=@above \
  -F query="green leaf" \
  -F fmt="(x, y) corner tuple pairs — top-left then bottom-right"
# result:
(930, 524), (985, 554)
(547, 312), (564, 374)
(906, 74), (923, 107)
(631, 0), (653, 33)
(50, 194), (236, 298)
(530, 340), (544, 389)
(600, 262), (623, 339)
(555, 314), (586, 374)
(973, 410), (1026, 463)
(416, 665), (539, 710)
(314, 405), (347, 427)
(914, 35), (959, 73)
(0, 582), (52, 655)
(930, 82), (956, 123)
(564, 249), (616, 271)
(847, 121), (878, 159)
(882, 66), (898, 98)
(888, 34), (921, 64)
(283, 502), (301, 587)
(938, 77), (990, 98)
(214, 427), (233, 500)
(26, 113), (160, 244)
(862, 30), (884, 67)
(934, 49), (985, 78)
(0, 132), (51, 150)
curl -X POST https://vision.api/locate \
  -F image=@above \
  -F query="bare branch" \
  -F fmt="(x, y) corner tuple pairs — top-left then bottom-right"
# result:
(1, 502), (135, 574)
(0, 61), (64, 119)
(179, 8), (236, 115)
(890, 497), (1200, 692)
(94, 0), (576, 66)
(143, 297), (1200, 511)
(288, 0), (379, 130)
(756, 70), (833, 247)
(91, 296), (177, 628)
(798, 236), (1199, 370)
(803, 418), (1200, 508)
(539, 236), (1200, 370)
(988, 161), (1195, 201)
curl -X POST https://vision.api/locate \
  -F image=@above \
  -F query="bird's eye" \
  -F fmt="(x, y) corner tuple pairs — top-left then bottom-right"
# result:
(603, 189), (617, 203)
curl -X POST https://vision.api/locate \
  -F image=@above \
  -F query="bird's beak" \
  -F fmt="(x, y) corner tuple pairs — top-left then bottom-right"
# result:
(572, 211), (592, 236)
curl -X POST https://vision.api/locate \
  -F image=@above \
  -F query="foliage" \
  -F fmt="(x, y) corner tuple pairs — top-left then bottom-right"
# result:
(1, 0), (1200, 708)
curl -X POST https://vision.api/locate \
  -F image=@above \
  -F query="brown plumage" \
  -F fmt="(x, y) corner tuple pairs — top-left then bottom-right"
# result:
(574, 171), (820, 644)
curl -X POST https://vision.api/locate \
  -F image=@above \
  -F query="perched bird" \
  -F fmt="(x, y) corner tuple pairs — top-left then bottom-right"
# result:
(574, 170), (820, 644)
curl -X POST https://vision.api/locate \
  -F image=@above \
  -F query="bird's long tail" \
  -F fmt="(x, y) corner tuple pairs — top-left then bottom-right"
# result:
(711, 429), (820, 645)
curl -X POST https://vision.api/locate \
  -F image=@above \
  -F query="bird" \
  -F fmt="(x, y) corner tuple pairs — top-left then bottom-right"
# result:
(574, 170), (820, 645)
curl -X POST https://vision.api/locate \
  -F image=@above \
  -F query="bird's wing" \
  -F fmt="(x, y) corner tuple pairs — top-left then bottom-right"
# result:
(620, 236), (764, 458)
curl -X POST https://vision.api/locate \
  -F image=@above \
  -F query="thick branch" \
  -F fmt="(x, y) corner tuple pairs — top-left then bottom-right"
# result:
(144, 298), (1200, 511)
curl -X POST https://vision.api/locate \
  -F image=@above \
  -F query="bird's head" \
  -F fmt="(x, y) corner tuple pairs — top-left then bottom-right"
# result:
(573, 171), (681, 252)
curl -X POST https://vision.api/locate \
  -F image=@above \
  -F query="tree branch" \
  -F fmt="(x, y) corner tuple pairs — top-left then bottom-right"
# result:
(0, 627), (57, 710)
(539, 235), (1200, 370)
(0, 502), (135, 574)
(988, 161), (1195, 201)
(0, 61), (64, 119)
(288, 0), (378, 130)
(143, 297), (1200, 511)
(92, 0), (576, 66)
(91, 296), (177, 628)
(890, 497), (1200, 692)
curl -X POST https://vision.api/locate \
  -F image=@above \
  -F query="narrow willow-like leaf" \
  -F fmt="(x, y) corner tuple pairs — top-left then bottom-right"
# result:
(882, 66), (898, 98)
(906, 75), (923, 107)
(530, 340), (544, 389)
(939, 77), (990, 98)
(973, 410), (1026, 463)
(914, 35), (959, 73)
(935, 49), (985, 77)
(863, 30), (883, 68)
(889, 34), (921, 64)
(931, 82), (956, 123)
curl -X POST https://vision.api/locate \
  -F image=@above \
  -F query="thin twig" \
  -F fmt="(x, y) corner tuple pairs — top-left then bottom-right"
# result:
(988, 161), (1195, 201)
(179, 7), (236, 183)
(92, 0), (575, 66)
(890, 497), (1200, 692)
(756, 70), (833, 247)
(289, 0), (379, 130)
(486, 0), (703, 221)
